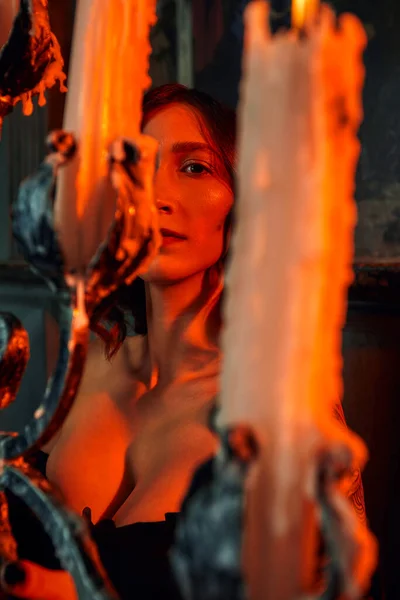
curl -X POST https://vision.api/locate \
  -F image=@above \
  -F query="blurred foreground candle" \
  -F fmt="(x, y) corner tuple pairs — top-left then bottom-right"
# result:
(55, 0), (157, 271)
(220, 1), (374, 598)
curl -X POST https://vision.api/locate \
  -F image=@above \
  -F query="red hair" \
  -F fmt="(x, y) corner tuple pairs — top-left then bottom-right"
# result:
(90, 83), (236, 358)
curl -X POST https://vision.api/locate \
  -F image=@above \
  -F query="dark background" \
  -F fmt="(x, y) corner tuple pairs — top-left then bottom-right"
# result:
(2, 2), (400, 599)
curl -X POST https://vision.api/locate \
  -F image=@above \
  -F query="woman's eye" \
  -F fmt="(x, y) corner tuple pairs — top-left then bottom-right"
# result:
(182, 162), (210, 175)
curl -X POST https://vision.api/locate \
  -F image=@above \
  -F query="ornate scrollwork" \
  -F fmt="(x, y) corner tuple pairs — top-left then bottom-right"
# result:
(0, 130), (159, 598)
(171, 423), (259, 600)
(170, 412), (375, 600)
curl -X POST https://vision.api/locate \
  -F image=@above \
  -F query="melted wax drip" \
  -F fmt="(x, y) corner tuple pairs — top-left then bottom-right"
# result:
(0, 0), (67, 131)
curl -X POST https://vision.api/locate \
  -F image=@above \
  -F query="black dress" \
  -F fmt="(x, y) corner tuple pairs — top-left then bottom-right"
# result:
(6, 451), (183, 600)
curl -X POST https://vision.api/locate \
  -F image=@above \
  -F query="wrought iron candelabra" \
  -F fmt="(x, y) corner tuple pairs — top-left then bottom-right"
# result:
(0, 130), (159, 599)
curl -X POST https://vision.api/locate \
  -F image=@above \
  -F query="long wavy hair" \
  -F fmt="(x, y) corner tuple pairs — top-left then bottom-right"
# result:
(90, 83), (237, 359)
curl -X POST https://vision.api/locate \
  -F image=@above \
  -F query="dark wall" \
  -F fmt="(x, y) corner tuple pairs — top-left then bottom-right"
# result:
(343, 274), (400, 600)
(194, 0), (400, 262)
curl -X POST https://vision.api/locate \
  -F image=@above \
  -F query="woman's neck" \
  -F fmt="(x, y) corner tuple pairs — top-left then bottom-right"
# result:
(145, 271), (223, 386)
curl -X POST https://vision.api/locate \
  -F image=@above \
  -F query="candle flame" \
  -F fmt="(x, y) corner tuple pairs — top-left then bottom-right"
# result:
(292, 0), (320, 29)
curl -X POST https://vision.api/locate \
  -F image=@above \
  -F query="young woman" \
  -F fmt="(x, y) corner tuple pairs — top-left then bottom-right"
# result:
(1, 84), (364, 600)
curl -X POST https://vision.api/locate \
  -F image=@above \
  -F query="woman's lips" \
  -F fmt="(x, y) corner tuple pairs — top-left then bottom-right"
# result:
(161, 235), (186, 247)
(160, 228), (187, 246)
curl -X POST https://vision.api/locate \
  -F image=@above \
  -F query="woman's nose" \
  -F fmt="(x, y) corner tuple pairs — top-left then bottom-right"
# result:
(154, 169), (175, 215)
(155, 196), (174, 215)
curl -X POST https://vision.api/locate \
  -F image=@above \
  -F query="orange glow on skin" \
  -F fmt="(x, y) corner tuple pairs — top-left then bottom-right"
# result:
(292, 0), (320, 30)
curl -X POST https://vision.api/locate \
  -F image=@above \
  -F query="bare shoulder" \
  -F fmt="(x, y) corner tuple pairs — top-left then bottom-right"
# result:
(80, 334), (146, 391)
(41, 335), (144, 453)
(78, 336), (123, 394)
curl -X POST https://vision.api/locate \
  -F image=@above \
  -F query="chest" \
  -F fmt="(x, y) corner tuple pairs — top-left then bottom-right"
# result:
(45, 373), (219, 523)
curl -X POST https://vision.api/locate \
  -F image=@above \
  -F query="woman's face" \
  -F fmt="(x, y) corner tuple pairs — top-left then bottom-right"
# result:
(142, 103), (234, 285)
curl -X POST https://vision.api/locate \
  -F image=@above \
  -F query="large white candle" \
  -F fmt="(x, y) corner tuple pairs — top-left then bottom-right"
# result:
(220, 1), (374, 598)
(55, 0), (157, 272)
